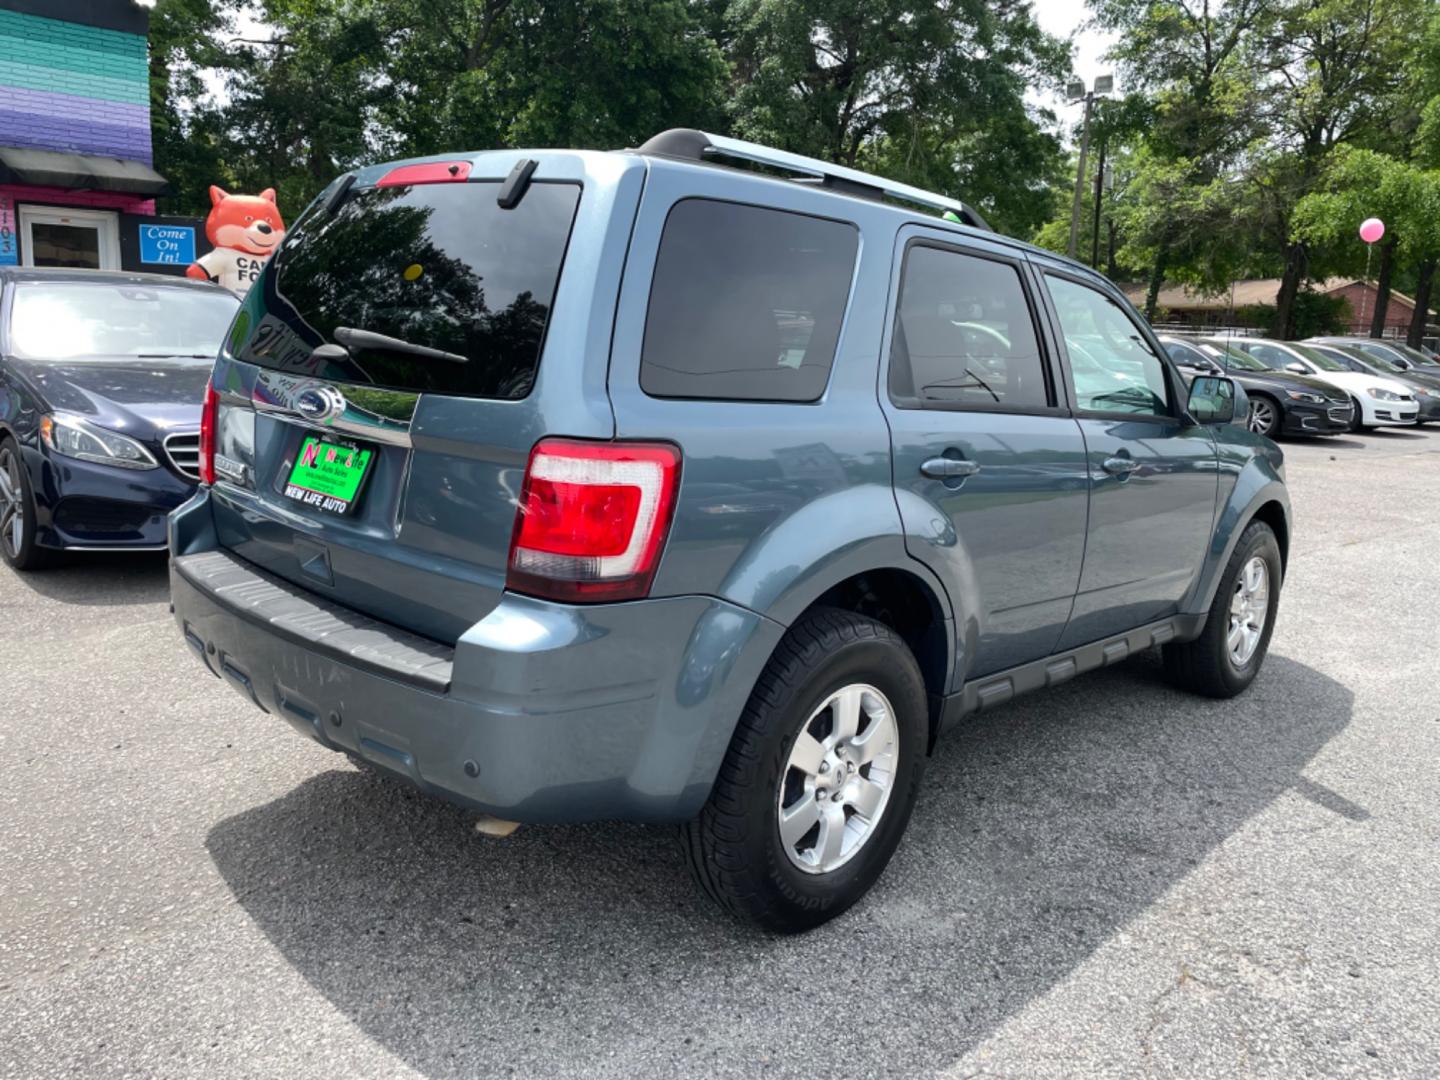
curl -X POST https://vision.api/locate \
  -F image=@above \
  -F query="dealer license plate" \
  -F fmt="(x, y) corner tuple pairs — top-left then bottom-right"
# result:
(282, 436), (374, 515)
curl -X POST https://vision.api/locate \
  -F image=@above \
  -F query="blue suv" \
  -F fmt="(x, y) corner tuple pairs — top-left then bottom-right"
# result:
(169, 130), (1290, 931)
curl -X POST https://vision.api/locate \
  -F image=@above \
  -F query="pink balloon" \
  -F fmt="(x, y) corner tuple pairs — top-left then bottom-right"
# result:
(1359, 217), (1385, 244)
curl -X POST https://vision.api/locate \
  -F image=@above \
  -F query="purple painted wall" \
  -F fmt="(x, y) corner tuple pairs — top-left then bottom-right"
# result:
(0, 7), (153, 164)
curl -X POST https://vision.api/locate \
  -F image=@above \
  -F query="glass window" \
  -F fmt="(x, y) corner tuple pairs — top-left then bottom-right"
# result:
(29, 223), (101, 269)
(889, 245), (1050, 409)
(9, 282), (239, 360)
(1046, 275), (1170, 415)
(1162, 340), (1209, 367)
(1244, 343), (1296, 370)
(1200, 341), (1267, 372)
(640, 199), (858, 402)
(1290, 344), (1346, 372)
(234, 180), (582, 399)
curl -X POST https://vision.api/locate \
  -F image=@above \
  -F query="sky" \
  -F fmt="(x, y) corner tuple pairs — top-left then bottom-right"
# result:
(1030, 0), (1120, 128)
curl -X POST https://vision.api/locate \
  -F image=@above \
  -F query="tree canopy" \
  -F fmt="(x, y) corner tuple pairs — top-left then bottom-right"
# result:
(151, 0), (1440, 342)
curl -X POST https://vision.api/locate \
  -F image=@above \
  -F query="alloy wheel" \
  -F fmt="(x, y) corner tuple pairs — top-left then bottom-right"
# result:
(777, 683), (899, 874)
(1227, 555), (1269, 666)
(0, 447), (25, 559)
(1247, 399), (1276, 435)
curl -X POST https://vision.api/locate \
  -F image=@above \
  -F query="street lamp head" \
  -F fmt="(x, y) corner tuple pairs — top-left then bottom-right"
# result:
(1093, 74), (1114, 95)
(1066, 79), (1086, 103)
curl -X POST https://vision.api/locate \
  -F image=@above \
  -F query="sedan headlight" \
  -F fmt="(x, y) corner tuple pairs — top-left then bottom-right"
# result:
(1284, 389), (1327, 403)
(1369, 387), (1403, 402)
(40, 414), (157, 470)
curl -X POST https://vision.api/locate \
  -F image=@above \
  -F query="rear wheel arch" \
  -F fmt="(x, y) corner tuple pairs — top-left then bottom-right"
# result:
(793, 567), (952, 749)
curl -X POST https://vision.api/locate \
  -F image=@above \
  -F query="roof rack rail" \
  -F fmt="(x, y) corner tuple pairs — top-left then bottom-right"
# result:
(634, 128), (991, 232)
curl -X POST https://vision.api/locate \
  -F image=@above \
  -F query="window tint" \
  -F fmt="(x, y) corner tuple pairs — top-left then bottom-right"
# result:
(640, 199), (858, 401)
(232, 180), (581, 399)
(889, 245), (1050, 409)
(1046, 276), (1170, 416)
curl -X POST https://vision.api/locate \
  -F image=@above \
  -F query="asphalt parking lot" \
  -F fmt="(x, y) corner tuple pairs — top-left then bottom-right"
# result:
(2, 428), (1439, 1080)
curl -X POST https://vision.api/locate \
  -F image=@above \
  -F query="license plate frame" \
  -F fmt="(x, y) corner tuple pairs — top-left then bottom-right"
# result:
(281, 434), (376, 516)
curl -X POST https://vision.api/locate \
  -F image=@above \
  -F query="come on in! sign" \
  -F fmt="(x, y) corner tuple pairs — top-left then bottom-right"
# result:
(139, 224), (196, 265)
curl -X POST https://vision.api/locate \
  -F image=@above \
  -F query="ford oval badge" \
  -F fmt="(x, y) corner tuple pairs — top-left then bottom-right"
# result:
(294, 385), (345, 423)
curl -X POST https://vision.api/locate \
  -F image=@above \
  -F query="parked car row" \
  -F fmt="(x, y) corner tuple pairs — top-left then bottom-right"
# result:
(1159, 331), (1440, 437)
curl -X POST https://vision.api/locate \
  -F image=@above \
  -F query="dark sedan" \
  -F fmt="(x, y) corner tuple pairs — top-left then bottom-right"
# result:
(1309, 336), (1440, 376)
(1304, 341), (1440, 423)
(1158, 334), (1352, 438)
(0, 268), (238, 569)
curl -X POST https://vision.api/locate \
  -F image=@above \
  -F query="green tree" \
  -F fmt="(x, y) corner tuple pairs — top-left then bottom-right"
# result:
(1089, 0), (1270, 315)
(149, 0), (243, 216)
(1256, 0), (1424, 337)
(725, 0), (1072, 236)
(1291, 148), (1440, 336)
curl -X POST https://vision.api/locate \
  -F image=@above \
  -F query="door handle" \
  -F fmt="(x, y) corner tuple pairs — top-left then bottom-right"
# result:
(920, 457), (980, 479)
(1102, 455), (1141, 476)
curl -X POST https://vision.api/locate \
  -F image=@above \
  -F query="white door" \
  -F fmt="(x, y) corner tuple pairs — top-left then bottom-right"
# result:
(19, 205), (121, 270)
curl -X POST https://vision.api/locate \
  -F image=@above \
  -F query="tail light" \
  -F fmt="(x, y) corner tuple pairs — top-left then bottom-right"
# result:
(198, 379), (218, 485)
(506, 438), (681, 603)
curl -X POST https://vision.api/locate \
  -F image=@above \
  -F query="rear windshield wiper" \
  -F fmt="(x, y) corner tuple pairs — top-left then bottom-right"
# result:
(333, 326), (468, 365)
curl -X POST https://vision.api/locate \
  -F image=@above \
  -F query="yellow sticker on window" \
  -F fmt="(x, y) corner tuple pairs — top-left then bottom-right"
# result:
(403, 263), (423, 281)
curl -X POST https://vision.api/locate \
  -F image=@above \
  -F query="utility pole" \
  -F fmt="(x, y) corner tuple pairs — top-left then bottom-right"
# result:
(1090, 131), (1107, 269)
(1066, 75), (1112, 261)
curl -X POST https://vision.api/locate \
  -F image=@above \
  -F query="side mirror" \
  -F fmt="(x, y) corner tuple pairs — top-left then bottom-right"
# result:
(1187, 375), (1237, 425)
(1286, 362), (1307, 374)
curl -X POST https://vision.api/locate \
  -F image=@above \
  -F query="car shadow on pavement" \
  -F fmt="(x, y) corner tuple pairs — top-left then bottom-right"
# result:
(8, 550), (169, 606)
(206, 651), (1351, 1079)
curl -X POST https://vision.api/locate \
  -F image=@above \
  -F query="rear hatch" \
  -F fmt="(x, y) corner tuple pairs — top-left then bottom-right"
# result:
(205, 154), (626, 642)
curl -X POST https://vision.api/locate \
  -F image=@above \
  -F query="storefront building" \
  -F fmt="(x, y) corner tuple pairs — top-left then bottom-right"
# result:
(0, 0), (207, 275)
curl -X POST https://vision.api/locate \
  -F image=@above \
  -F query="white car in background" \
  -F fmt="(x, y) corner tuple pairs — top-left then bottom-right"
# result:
(1209, 337), (1419, 431)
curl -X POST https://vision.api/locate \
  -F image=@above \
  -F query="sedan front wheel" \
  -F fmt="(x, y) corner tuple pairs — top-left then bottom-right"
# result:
(0, 438), (55, 572)
(1245, 396), (1279, 437)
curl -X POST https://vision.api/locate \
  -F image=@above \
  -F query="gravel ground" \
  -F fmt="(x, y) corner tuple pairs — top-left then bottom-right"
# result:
(1, 427), (1438, 1079)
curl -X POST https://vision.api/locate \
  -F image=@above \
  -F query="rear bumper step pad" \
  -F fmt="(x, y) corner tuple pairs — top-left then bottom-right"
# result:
(172, 549), (454, 693)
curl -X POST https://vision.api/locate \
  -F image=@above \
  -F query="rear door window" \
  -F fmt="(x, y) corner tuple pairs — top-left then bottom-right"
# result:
(230, 179), (581, 399)
(640, 199), (858, 402)
(889, 244), (1052, 410)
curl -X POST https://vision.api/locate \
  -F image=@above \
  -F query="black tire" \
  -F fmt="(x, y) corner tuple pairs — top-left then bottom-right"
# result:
(1350, 397), (1370, 433)
(681, 607), (928, 933)
(1247, 393), (1281, 438)
(0, 437), (56, 572)
(1163, 520), (1281, 698)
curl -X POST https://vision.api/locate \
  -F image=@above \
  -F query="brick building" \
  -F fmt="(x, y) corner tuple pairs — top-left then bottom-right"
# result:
(1124, 277), (1436, 339)
(0, 0), (207, 274)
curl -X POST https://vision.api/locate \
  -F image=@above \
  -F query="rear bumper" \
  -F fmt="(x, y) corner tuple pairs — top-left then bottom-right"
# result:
(168, 494), (783, 824)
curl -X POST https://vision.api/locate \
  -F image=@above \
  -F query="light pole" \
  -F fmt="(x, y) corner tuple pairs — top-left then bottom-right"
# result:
(1066, 74), (1113, 261)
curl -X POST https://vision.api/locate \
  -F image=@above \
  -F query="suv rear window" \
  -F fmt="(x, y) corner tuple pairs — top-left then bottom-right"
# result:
(640, 199), (858, 402)
(229, 180), (581, 398)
